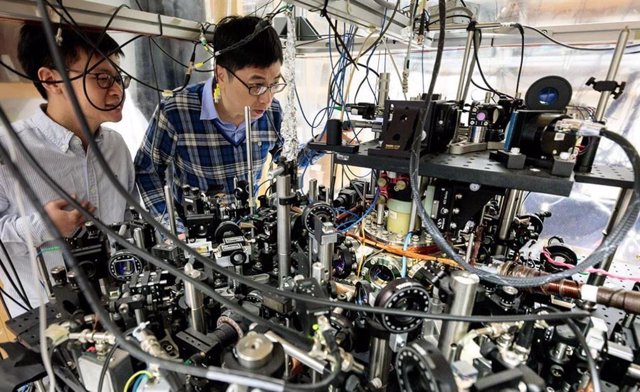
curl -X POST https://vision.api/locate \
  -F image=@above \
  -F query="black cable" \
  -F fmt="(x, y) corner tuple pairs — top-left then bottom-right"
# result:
(536, 307), (601, 392)
(513, 23), (525, 97)
(295, 35), (331, 48)
(406, 2), (640, 289)
(0, 287), (29, 313)
(148, 38), (216, 73)
(20, 0), (599, 330)
(53, 349), (88, 392)
(0, 238), (31, 307)
(359, 1), (399, 59)
(353, 45), (380, 104)
(53, 367), (88, 392)
(286, 331), (342, 392)
(170, 43), (197, 93)
(0, 116), (307, 345)
(470, 77), (492, 93)
(133, 1), (214, 73)
(0, 251), (32, 309)
(471, 27), (514, 99)
(325, 17), (358, 73)
(45, 1), (180, 94)
(248, 0), (279, 17)
(0, 100), (595, 325)
(11, 3), (300, 390)
(147, 36), (163, 111)
(0, 57), (84, 85)
(97, 342), (118, 392)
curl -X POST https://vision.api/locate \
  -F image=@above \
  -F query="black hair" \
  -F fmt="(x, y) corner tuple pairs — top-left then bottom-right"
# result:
(213, 15), (283, 73)
(18, 22), (124, 99)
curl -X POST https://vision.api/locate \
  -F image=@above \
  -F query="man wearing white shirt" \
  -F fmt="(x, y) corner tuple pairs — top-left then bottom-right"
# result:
(0, 23), (138, 317)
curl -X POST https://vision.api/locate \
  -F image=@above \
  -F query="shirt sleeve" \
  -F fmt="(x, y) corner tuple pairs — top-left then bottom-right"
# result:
(134, 103), (177, 219)
(134, 103), (185, 235)
(0, 172), (52, 247)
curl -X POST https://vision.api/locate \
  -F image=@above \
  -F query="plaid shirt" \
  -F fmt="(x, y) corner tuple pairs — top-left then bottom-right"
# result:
(134, 81), (283, 222)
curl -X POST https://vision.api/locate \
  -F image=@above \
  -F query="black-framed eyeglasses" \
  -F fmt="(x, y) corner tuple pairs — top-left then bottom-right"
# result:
(68, 69), (131, 89)
(223, 67), (287, 96)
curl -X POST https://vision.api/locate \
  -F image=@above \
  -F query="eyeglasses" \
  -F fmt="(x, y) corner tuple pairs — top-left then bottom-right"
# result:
(68, 69), (131, 89)
(223, 67), (287, 96)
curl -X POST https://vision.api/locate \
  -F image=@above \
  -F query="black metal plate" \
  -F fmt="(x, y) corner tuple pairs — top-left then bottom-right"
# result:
(422, 151), (574, 196)
(574, 164), (633, 189)
(6, 304), (59, 350)
(332, 142), (574, 196)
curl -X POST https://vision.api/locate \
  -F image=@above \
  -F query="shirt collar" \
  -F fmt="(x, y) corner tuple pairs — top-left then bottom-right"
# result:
(32, 105), (75, 152)
(200, 77), (217, 121)
(32, 105), (103, 153)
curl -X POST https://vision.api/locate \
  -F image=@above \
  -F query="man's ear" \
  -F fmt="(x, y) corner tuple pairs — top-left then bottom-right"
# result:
(215, 64), (226, 84)
(37, 67), (63, 96)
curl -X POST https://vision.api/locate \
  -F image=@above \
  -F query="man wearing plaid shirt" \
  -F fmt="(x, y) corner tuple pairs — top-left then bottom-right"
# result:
(135, 16), (316, 235)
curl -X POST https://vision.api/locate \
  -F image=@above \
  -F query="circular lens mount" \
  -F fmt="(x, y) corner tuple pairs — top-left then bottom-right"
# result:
(375, 278), (430, 333)
(302, 202), (337, 235)
(396, 340), (457, 392)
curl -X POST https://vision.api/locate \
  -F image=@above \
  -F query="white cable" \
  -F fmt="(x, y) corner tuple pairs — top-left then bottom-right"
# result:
(382, 39), (407, 100)
(5, 133), (56, 392)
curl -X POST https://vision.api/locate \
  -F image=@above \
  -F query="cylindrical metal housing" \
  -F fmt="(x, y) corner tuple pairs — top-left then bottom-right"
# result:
(368, 335), (392, 386)
(498, 189), (524, 241)
(133, 227), (146, 249)
(277, 174), (292, 289)
(244, 106), (255, 215)
(456, 29), (475, 102)
(377, 72), (390, 109)
(308, 178), (318, 203)
(439, 271), (480, 360)
(264, 331), (326, 373)
(184, 265), (205, 333)
(235, 333), (274, 369)
(376, 202), (385, 226)
(163, 185), (177, 235)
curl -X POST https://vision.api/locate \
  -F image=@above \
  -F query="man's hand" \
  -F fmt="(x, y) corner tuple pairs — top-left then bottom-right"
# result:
(44, 196), (96, 237)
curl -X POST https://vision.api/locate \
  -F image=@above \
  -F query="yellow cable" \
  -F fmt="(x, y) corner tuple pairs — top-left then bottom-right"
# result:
(123, 370), (154, 392)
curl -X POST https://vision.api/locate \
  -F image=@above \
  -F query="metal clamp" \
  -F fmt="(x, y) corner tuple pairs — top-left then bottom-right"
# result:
(586, 76), (626, 99)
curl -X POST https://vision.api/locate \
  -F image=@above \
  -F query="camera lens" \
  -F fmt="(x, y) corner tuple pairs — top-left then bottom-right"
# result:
(370, 264), (395, 286)
(538, 87), (559, 106)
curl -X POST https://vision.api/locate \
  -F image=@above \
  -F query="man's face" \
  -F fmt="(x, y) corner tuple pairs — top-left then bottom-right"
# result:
(64, 50), (126, 129)
(217, 62), (283, 121)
